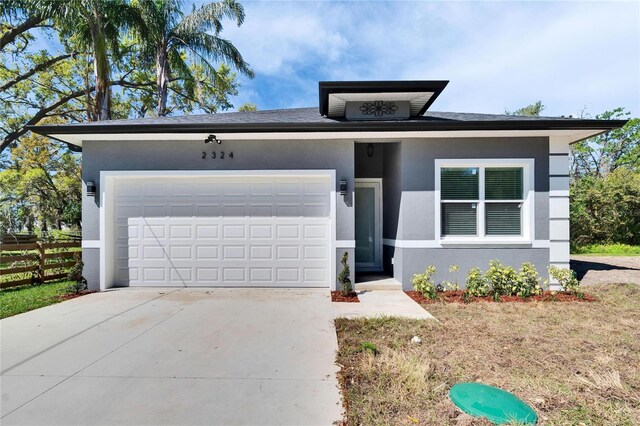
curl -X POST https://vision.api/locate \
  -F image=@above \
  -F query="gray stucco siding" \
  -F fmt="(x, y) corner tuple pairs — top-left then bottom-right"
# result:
(82, 248), (100, 290)
(397, 247), (550, 290)
(82, 138), (356, 241)
(397, 137), (549, 241)
(354, 142), (383, 178)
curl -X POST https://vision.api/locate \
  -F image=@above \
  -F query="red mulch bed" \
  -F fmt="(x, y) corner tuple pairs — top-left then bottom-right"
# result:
(331, 291), (360, 303)
(405, 290), (596, 304)
(58, 290), (96, 301)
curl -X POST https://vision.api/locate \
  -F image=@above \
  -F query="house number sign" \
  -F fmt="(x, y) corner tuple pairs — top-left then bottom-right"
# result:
(202, 151), (234, 160)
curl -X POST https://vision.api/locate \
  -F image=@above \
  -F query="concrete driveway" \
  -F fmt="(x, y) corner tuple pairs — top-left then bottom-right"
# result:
(0, 289), (343, 425)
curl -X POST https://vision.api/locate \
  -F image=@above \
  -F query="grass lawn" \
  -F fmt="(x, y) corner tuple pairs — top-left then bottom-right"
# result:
(335, 284), (640, 425)
(571, 243), (640, 256)
(0, 280), (77, 319)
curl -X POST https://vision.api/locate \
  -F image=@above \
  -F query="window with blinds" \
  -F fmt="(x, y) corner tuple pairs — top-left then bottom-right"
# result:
(440, 165), (525, 238)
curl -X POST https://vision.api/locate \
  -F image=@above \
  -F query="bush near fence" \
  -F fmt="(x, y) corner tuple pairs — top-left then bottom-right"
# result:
(0, 235), (81, 289)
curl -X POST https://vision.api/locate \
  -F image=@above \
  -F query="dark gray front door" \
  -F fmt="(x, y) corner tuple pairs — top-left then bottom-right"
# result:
(355, 179), (382, 271)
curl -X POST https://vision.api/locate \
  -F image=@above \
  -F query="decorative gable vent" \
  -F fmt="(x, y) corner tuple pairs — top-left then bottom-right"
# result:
(347, 100), (408, 120)
(319, 81), (448, 121)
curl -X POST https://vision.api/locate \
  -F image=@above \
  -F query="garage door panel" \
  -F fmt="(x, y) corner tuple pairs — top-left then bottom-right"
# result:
(114, 175), (331, 287)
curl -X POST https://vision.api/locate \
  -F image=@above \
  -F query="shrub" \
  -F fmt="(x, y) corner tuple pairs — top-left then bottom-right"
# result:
(548, 265), (580, 294)
(338, 251), (352, 295)
(570, 169), (640, 246)
(465, 267), (489, 297)
(411, 265), (437, 299)
(442, 265), (460, 291)
(67, 253), (87, 294)
(486, 260), (519, 300)
(516, 262), (544, 297)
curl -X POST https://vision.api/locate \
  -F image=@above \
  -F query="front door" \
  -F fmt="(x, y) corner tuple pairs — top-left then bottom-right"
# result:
(355, 179), (382, 271)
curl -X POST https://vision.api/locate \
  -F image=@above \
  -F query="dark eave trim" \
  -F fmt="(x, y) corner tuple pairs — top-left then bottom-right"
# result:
(27, 118), (628, 137)
(318, 80), (449, 116)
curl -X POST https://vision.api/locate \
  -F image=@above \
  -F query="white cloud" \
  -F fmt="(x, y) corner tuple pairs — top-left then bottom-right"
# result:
(218, 1), (639, 116)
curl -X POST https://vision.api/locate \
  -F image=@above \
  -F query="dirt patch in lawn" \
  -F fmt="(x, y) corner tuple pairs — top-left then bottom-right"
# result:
(332, 291), (360, 303)
(405, 290), (596, 305)
(335, 284), (640, 425)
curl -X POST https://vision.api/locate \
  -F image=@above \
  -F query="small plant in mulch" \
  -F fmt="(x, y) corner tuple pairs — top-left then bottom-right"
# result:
(411, 265), (437, 299)
(332, 251), (359, 303)
(465, 267), (489, 297)
(548, 265), (580, 294)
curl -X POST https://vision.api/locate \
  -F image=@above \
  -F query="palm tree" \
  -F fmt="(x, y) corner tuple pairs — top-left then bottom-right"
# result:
(58, 0), (142, 121)
(134, 0), (254, 116)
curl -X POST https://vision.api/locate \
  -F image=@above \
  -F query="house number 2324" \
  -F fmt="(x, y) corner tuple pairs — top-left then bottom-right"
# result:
(202, 151), (233, 159)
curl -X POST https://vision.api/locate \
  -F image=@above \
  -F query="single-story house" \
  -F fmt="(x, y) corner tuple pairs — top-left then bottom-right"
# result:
(30, 81), (626, 291)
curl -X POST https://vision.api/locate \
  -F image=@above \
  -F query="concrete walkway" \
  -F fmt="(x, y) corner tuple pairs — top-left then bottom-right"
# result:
(332, 290), (436, 320)
(1, 288), (343, 425)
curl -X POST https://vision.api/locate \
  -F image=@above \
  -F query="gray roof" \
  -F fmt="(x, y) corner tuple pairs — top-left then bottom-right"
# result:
(28, 107), (627, 135)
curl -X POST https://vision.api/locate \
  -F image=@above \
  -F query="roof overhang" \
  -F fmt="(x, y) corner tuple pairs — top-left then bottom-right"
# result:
(318, 80), (449, 118)
(35, 127), (620, 148)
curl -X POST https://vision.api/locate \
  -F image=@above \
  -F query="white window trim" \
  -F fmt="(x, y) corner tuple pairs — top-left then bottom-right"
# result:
(434, 159), (535, 245)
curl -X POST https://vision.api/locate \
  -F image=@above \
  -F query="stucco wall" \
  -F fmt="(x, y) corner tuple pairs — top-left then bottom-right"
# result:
(398, 137), (549, 240)
(81, 138), (355, 290)
(354, 142), (383, 178)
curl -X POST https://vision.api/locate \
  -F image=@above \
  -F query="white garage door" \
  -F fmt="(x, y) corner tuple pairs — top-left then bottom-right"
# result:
(113, 175), (332, 287)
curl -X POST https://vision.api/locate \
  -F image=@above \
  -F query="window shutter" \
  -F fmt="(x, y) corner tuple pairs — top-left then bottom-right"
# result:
(442, 203), (477, 236)
(485, 168), (523, 200)
(485, 203), (521, 235)
(441, 168), (479, 200)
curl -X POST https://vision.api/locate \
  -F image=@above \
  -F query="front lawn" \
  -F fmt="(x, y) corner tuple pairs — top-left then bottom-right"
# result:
(571, 243), (640, 256)
(0, 280), (78, 319)
(335, 284), (640, 425)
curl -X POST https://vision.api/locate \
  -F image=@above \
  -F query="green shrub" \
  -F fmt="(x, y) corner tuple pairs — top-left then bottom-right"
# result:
(571, 169), (640, 246)
(442, 265), (460, 291)
(338, 251), (353, 295)
(516, 262), (544, 297)
(411, 265), (437, 299)
(67, 253), (87, 294)
(465, 267), (489, 297)
(548, 265), (580, 294)
(486, 260), (519, 300)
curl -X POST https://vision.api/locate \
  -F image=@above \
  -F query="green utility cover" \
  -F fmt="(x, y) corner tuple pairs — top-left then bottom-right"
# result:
(449, 383), (537, 424)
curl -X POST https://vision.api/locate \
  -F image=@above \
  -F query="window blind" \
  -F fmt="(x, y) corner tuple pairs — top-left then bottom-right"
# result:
(441, 203), (477, 236)
(485, 203), (521, 235)
(485, 168), (523, 200)
(441, 168), (479, 200)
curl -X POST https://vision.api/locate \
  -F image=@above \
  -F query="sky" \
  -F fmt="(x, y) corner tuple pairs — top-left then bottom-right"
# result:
(211, 0), (640, 118)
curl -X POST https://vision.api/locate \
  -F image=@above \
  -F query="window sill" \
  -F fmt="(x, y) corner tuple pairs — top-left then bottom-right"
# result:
(439, 239), (533, 248)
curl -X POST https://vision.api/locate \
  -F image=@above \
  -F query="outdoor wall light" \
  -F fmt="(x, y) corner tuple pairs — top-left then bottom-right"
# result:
(204, 134), (221, 144)
(86, 181), (96, 197)
(339, 179), (347, 196)
(367, 143), (374, 157)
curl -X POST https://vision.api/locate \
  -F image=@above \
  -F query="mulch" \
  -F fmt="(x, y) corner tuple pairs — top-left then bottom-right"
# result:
(405, 290), (597, 304)
(331, 291), (360, 303)
(58, 290), (96, 301)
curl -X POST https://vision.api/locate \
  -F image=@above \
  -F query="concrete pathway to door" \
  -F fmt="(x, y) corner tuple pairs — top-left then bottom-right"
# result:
(0, 288), (343, 425)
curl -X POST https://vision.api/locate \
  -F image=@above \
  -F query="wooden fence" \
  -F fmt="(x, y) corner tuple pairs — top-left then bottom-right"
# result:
(0, 236), (81, 289)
